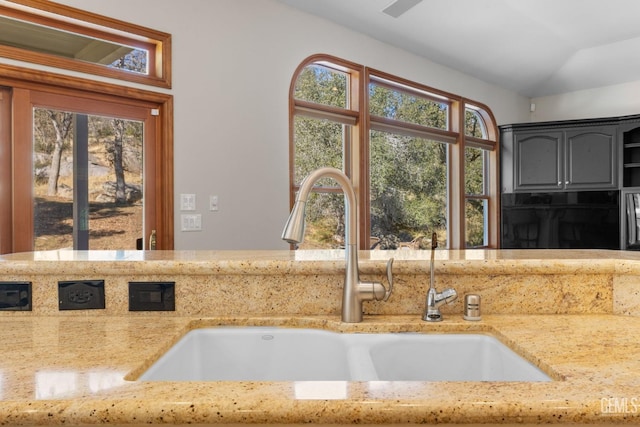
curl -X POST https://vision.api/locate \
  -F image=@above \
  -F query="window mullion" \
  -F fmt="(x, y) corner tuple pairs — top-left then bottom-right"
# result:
(294, 100), (358, 125)
(466, 135), (495, 150)
(370, 115), (458, 144)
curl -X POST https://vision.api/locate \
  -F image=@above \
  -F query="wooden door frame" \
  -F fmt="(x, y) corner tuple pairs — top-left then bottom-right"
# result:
(0, 62), (174, 252)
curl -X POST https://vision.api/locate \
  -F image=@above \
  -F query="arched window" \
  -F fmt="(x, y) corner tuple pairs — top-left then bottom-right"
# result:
(464, 104), (499, 247)
(289, 55), (498, 249)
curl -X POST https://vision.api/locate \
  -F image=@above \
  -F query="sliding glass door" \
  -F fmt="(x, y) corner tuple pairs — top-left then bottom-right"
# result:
(9, 88), (160, 252)
(33, 108), (144, 250)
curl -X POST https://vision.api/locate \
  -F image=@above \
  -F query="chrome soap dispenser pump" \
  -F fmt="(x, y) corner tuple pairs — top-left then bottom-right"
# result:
(423, 232), (457, 322)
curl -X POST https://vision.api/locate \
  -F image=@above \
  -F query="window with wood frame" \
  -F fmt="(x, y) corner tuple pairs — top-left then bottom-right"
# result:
(0, 2), (173, 254)
(0, 67), (173, 254)
(0, 0), (171, 88)
(289, 54), (499, 250)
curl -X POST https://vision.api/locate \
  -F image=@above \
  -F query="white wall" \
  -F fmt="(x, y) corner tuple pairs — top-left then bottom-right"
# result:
(531, 81), (640, 122)
(7, 0), (531, 249)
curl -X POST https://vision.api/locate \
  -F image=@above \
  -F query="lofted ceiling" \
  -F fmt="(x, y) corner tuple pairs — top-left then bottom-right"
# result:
(278, 0), (640, 98)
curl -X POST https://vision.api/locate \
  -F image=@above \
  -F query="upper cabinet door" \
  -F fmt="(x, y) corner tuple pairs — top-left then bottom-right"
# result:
(565, 127), (617, 190)
(511, 126), (617, 192)
(514, 131), (563, 191)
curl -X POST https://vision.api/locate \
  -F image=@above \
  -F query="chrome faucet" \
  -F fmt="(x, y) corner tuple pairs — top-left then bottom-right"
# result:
(282, 167), (394, 323)
(423, 232), (457, 322)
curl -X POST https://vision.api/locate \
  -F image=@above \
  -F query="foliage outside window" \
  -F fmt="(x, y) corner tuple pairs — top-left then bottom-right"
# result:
(370, 130), (447, 248)
(289, 55), (498, 250)
(369, 82), (448, 129)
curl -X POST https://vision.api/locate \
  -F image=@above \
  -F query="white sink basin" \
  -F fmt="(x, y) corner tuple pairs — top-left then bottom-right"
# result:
(367, 333), (550, 381)
(140, 327), (350, 381)
(138, 327), (551, 382)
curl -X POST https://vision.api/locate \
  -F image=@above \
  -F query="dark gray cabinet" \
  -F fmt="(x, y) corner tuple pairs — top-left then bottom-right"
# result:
(565, 127), (617, 189)
(500, 115), (640, 251)
(502, 123), (617, 192)
(620, 124), (640, 250)
(622, 126), (640, 187)
(513, 131), (562, 191)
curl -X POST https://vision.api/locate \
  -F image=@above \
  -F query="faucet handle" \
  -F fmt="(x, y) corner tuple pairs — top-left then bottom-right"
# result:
(382, 258), (394, 301)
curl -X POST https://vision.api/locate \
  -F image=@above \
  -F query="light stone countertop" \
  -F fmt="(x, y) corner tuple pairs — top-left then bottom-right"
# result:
(0, 249), (639, 425)
(0, 314), (639, 425)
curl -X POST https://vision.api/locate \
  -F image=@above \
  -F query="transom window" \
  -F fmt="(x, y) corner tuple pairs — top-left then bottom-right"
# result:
(289, 55), (499, 250)
(0, 1), (171, 88)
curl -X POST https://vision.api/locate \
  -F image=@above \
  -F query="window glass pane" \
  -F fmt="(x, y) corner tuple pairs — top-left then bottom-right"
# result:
(293, 115), (346, 186)
(465, 146), (485, 195)
(33, 108), (143, 250)
(109, 49), (149, 74)
(369, 83), (448, 130)
(465, 108), (487, 138)
(294, 191), (345, 250)
(0, 16), (149, 75)
(370, 130), (448, 249)
(294, 64), (348, 109)
(466, 198), (488, 247)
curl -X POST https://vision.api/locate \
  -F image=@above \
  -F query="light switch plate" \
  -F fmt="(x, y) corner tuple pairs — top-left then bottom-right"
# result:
(180, 193), (196, 211)
(181, 214), (202, 231)
(210, 195), (219, 211)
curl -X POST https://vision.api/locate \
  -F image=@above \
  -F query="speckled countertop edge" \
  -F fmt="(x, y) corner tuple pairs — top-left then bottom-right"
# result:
(0, 249), (632, 275)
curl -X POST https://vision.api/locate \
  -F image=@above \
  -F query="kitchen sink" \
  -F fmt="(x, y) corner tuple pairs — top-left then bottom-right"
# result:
(138, 327), (551, 382)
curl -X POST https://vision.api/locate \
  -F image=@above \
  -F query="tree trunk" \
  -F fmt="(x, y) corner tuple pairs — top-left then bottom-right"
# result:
(112, 119), (126, 204)
(46, 111), (73, 196)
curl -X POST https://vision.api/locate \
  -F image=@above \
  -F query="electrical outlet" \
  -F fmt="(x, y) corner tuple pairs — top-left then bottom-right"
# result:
(58, 280), (105, 310)
(0, 282), (32, 311)
(129, 282), (175, 311)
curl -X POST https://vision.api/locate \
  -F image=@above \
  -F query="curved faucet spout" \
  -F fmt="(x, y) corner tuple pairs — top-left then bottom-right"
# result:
(281, 167), (393, 323)
(282, 167), (357, 247)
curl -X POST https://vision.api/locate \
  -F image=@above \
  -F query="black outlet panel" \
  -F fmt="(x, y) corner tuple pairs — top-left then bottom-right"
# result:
(129, 282), (175, 311)
(0, 282), (32, 311)
(58, 280), (105, 310)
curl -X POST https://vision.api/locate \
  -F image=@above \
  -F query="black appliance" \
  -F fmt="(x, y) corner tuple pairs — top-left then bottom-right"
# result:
(624, 191), (640, 250)
(501, 191), (619, 249)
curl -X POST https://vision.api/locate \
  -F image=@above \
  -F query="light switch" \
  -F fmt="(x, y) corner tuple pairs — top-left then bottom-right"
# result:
(210, 195), (219, 211)
(180, 193), (196, 211)
(181, 214), (202, 231)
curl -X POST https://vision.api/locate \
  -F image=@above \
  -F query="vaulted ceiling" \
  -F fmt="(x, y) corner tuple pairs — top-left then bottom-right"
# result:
(279, 0), (640, 98)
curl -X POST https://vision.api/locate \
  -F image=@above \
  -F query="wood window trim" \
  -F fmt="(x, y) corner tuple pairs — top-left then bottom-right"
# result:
(0, 88), (11, 254)
(287, 53), (364, 192)
(0, 0), (171, 88)
(290, 54), (500, 249)
(462, 99), (500, 248)
(0, 62), (174, 252)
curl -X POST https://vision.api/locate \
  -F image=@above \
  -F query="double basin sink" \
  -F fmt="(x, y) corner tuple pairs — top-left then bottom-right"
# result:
(139, 327), (551, 382)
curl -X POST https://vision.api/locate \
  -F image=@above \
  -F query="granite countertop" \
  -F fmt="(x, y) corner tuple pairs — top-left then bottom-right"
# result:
(0, 314), (639, 425)
(0, 249), (639, 425)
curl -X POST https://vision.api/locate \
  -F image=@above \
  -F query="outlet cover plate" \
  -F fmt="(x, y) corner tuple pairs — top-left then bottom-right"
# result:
(59, 280), (105, 310)
(0, 282), (32, 311)
(129, 282), (175, 311)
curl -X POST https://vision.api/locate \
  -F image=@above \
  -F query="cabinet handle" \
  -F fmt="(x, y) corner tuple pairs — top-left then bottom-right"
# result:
(557, 181), (562, 186)
(565, 181), (570, 185)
